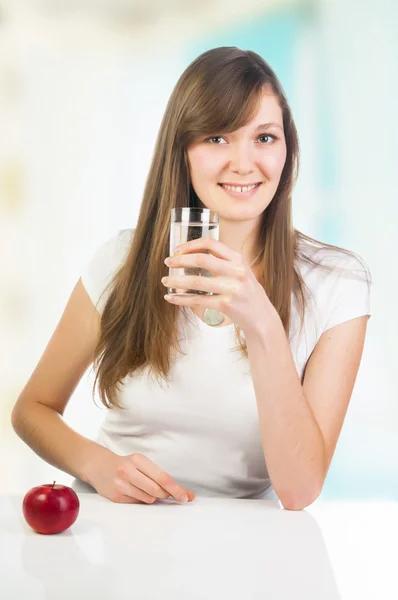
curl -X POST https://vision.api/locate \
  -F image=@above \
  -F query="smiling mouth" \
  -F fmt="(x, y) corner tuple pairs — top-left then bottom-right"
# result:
(218, 182), (262, 193)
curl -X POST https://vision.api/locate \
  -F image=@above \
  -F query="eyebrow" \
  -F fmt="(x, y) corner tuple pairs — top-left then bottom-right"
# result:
(254, 122), (283, 132)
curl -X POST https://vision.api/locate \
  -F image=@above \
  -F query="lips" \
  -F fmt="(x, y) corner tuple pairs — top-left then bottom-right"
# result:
(218, 182), (261, 190)
(219, 182), (262, 187)
(218, 181), (263, 198)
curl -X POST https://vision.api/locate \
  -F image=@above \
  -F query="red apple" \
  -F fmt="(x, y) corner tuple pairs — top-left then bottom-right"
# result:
(22, 481), (80, 534)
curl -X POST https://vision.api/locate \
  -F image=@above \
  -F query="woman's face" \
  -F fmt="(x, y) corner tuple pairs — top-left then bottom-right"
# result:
(186, 89), (287, 221)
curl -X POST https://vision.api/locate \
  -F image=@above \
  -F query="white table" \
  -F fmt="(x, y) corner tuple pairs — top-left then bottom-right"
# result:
(1, 493), (397, 599)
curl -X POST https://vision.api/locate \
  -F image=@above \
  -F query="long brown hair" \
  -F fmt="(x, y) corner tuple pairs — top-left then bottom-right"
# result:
(91, 47), (370, 409)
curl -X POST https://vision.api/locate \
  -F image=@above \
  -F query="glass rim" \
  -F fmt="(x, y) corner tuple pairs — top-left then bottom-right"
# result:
(171, 207), (214, 213)
(171, 207), (218, 221)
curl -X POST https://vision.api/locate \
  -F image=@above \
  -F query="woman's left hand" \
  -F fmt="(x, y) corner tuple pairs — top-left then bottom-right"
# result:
(161, 237), (278, 336)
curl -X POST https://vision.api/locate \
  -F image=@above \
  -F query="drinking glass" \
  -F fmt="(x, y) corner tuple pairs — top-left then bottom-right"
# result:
(168, 207), (219, 295)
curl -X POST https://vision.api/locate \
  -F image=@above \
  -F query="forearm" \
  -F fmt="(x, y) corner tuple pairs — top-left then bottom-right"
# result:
(245, 313), (326, 510)
(11, 402), (111, 486)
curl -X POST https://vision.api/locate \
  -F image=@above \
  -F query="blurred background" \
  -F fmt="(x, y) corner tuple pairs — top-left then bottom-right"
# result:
(1, 0), (397, 500)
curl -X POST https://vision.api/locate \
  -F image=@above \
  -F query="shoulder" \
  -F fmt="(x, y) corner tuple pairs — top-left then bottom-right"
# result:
(110, 228), (135, 252)
(81, 228), (135, 313)
(294, 236), (372, 335)
(295, 237), (371, 288)
(84, 228), (135, 282)
(92, 227), (134, 264)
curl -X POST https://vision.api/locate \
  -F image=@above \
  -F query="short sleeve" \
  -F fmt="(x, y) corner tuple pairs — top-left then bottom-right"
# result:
(81, 228), (133, 314)
(320, 253), (372, 333)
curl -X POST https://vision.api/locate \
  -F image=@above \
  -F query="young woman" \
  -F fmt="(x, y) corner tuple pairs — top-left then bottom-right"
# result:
(12, 47), (371, 510)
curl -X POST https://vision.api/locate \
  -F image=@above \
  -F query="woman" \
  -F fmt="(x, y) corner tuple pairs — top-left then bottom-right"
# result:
(11, 47), (371, 510)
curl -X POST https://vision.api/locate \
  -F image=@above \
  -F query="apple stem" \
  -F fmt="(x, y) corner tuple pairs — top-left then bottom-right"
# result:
(52, 480), (56, 490)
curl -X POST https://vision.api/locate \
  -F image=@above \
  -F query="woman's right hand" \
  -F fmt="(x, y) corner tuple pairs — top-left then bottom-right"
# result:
(87, 450), (196, 504)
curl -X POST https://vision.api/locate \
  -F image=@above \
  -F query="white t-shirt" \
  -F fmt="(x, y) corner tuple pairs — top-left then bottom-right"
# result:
(81, 228), (371, 500)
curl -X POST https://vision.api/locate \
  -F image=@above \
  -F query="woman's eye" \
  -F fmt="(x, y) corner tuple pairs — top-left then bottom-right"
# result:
(206, 134), (276, 144)
(258, 134), (276, 144)
(207, 136), (225, 144)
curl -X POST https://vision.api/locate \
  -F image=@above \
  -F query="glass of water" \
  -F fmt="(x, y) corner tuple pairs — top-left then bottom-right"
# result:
(168, 207), (219, 296)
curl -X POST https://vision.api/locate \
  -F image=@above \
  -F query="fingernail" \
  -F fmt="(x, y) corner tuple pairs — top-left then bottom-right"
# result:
(180, 494), (188, 503)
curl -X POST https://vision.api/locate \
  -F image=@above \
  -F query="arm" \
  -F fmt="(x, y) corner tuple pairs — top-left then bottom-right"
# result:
(12, 401), (110, 484)
(245, 311), (369, 511)
(11, 278), (113, 486)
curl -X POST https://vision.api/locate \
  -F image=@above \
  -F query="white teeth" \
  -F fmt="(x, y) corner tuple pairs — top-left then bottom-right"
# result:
(221, 183), (259, 193)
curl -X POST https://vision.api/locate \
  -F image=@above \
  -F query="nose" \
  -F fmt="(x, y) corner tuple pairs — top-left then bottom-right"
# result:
(229, 142), (255, 175)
